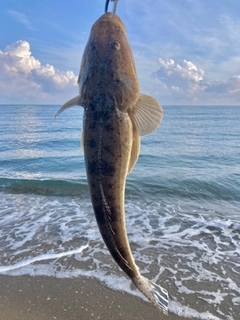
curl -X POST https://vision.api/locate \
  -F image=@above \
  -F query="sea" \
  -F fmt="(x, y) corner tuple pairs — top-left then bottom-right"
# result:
(0, 104), (239, 319)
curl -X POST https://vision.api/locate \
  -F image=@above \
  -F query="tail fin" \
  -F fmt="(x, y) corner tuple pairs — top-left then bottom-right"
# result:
(133, 276), (168, 315)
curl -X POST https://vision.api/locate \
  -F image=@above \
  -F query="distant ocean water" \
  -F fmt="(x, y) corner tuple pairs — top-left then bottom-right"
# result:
(0, 104), (239, 319)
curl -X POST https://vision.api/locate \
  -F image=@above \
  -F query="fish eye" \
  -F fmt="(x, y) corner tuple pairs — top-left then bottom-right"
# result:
(112, 41), (121, 50)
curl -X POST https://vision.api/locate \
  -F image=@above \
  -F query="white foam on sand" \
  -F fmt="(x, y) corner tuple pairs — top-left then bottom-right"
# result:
(0, 193), (239, 319)
(0, 245), (88, 273)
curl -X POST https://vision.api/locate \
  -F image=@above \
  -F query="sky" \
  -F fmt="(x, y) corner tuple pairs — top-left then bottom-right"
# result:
(1, 0), (240, 105)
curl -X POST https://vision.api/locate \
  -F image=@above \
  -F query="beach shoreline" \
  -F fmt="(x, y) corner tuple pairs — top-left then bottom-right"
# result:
(0, 275), (186, 320)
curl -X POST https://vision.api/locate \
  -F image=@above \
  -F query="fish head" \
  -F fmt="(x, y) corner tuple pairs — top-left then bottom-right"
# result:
(78, 13), (140, 111)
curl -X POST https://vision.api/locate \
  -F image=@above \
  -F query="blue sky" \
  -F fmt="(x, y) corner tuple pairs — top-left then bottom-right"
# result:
(1, 0), (240, 105)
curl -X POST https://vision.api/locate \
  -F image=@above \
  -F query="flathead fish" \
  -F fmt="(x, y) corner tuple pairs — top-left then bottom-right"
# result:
(55, 12), (168, 314)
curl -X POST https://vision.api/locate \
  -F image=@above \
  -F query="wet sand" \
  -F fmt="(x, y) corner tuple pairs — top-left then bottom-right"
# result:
(0, 275), (185, 320)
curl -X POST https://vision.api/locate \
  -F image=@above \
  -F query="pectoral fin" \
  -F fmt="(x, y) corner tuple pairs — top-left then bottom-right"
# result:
(128, 128), (140, 174)
(80, 130), (84, 154)
(54, 95), (82, 119)
(129, 94), (163, 136)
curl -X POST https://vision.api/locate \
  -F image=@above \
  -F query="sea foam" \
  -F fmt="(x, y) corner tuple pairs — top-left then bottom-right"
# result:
(0, 192), (239, 319)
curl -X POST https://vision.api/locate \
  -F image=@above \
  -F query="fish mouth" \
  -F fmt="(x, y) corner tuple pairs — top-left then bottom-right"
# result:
(93, 12), (126, 33)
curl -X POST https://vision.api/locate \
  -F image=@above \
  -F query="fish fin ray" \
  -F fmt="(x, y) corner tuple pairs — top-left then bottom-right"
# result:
(80, 130), (84, 154)
(129, 94), (163, 136)
(54, 95), (82, 119)
(127, 129), (140, 174)
(99, 183), (115, 235)
(99, 183), (133, 270)
(77, 74), (80, 85)
(133, 276), (168, 315)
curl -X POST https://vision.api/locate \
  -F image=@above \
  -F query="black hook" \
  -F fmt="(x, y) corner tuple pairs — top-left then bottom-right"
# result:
(105, 0), (119, 17)
(105, 0), (110, 13)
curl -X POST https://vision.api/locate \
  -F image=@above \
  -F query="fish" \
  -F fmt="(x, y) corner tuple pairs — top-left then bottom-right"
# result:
(55, 12), (169, 314)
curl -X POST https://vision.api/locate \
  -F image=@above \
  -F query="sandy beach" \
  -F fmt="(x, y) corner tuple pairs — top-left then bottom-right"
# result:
(0, 275), (186, 320)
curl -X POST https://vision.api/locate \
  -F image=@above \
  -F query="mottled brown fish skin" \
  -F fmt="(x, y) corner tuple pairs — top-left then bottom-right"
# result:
(79, 13), (139, 111)
(82, 13), (140, 278)
(55, 12), (169, 314)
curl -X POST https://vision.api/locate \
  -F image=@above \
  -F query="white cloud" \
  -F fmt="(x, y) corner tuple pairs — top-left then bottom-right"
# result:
(33, 64), (76, 93)
(152, 58), (204, 95)
(1, 39), (240, 105)
(0, 40), (78, 102)
(206, 76), (240, 94)
(7, 10), (34, 30)
(3, 41), (41, 73)
(151, 58), (240, 104)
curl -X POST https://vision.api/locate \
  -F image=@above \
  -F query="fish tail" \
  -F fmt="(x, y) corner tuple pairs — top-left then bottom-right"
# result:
(133, 275), (169, 315)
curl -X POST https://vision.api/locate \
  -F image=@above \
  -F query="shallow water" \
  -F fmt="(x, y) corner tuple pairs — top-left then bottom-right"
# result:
(0, 105), (239, 319)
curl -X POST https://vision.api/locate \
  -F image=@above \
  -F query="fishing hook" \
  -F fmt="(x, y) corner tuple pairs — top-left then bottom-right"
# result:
(105, 0), (119, 17)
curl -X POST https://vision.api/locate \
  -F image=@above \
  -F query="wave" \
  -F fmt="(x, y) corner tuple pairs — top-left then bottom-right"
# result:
(127, 176), (240, 202)
(0, 189), (238, 320)
(0, 177), (239, 202)
(0, 178), (89, 197)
